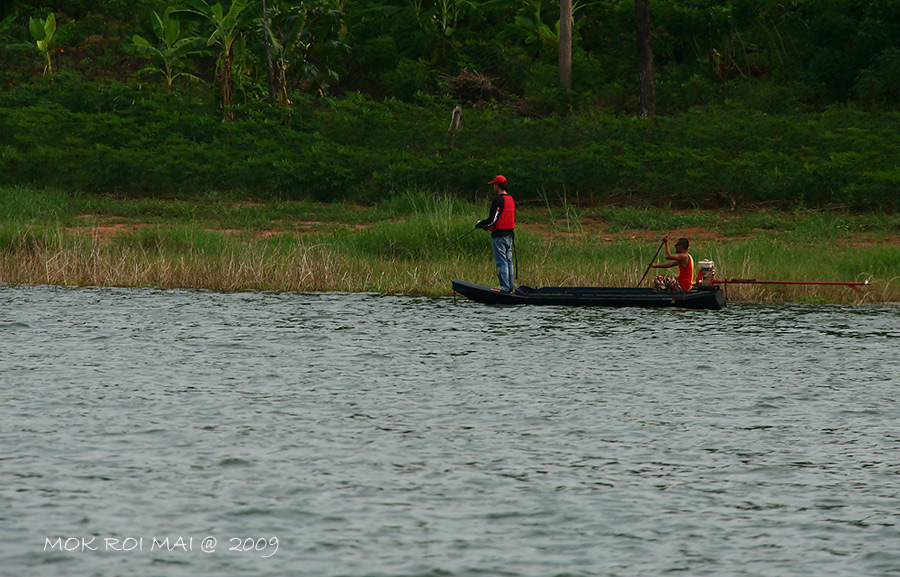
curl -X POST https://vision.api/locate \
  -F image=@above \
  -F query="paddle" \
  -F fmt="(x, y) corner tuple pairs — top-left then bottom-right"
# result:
(637, 238), (666, 287)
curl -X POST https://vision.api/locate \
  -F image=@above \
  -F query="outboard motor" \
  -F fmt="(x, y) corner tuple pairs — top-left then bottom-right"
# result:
(696, 259), (717, 286)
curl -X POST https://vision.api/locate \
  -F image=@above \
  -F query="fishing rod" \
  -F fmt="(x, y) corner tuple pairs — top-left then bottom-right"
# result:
(711, 279), (869, 292)
(512, 234), (518, 280)
(455, 227), (477, 242)
(637, 238), (666, 287)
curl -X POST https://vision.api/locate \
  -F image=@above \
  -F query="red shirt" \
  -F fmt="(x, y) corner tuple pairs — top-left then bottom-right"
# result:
(678, 254), (695, 291)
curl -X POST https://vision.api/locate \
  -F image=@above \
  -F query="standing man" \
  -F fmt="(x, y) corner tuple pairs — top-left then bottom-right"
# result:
(476, 175), (516, 293)
(647, 236), (694, 291)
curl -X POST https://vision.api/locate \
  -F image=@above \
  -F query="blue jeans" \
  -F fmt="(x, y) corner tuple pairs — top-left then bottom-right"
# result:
(491, 234), (515, 292)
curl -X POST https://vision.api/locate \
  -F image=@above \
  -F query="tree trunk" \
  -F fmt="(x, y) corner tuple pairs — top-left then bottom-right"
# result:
(276, 60), (291, 106)
(222, 49), (234, 120)
(635, 0), (656, 119)
(559, 0), (572, 88)
(262, 0), (276, 103)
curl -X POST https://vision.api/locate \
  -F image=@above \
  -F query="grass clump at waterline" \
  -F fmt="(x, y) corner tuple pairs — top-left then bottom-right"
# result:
(1, 187), (898, 304)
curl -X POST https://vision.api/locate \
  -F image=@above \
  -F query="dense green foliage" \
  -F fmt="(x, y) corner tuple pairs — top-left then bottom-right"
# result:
(2, 1), (900, 108)
(1, 2), (899, 210)
(2, 78), (899, 208)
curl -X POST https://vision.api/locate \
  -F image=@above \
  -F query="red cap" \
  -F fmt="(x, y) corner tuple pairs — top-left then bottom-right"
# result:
(488, 175), (507, 185)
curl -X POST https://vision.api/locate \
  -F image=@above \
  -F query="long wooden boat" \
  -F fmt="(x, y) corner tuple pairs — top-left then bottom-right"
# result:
(451, 279), (726, 310)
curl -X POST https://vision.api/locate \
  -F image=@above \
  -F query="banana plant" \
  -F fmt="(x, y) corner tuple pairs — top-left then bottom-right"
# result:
(408, 0), (476, 43)
(7, 12), (73, 76)
(175, 0), (257, 119)
(510, 0), (594, 52)
(132, 8), (207, 88)
(433, 0), (472, 38)
(265, 0), (347, 102)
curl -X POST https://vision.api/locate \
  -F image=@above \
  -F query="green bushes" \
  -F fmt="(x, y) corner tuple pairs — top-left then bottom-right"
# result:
(4, 0), (900, 114)
(1, 78), (899, 209)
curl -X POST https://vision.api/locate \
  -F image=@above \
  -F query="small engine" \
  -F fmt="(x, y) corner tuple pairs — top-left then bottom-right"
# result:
(696, 259), (717, 286)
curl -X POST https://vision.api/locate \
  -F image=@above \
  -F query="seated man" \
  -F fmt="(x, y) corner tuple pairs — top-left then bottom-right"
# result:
(647, 236), (694, 291)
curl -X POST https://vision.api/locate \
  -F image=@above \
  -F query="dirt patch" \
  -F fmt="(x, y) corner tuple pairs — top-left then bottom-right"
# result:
(65, 212), (897, 248)
(520, 222), (729, 246)
(65, 215), (379, 240)
(70, 217), (148, 238)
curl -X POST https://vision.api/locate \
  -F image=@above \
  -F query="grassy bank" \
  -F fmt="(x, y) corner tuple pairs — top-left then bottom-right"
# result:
(2, 187), (898, 303)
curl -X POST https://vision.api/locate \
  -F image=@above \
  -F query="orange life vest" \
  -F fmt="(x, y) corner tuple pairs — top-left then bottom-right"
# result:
(678, 254), (694, 291)
(488, 194), (515, 231)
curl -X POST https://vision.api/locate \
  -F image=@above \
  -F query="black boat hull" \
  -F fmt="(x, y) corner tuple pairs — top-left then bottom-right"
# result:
(451, 280), (726, 310)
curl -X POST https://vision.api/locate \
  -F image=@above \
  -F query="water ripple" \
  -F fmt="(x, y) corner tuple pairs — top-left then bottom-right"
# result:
(1, 286), (899, 577)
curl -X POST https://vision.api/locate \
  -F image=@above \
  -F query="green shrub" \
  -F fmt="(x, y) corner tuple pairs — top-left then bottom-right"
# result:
(383, 58), (436, 102)
(1, 77), (898, 210)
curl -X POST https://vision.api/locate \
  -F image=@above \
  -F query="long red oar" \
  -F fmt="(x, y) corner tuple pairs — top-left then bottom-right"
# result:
(712, 279), (869, 292)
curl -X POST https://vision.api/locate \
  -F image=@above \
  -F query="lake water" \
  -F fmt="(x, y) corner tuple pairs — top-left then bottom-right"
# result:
(1, 285), (899, 577)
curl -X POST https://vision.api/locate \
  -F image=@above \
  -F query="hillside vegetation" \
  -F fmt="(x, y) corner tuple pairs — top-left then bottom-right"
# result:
(1, 1), (899, 209)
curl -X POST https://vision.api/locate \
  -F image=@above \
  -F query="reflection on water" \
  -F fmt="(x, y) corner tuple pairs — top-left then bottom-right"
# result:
(1, 286), (899, 577)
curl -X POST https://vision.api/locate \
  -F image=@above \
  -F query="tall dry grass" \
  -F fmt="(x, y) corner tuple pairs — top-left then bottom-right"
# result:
(2, 224), (897, 304)
(0, 228), (337, 292)
(2, 186), (898, 304)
